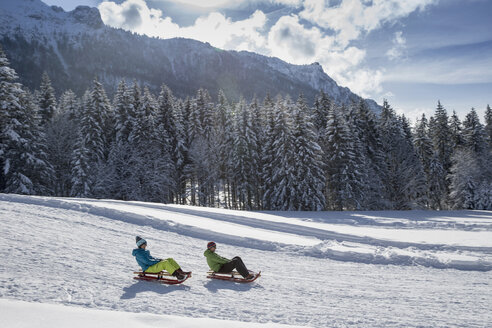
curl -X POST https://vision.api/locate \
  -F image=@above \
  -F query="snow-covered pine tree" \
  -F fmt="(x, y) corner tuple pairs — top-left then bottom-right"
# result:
(290, 95), (325, 210)
(46, 90), (79, 196)
(38, 72), (57, 126)
(105, 80), (136, 200)
(378, 100), (426, 209)
(485, 105), (492, 151)
(449, 149), (481, 209)
(213, 90), (234, 208)
(188, 89), (216, 206)
(261, 94), (277, 210)
(430, 101), (453, 173)
(113, 80), (134, 145)
(428, 153), (447, 209)
(129, 87), (173, 202)
(348, 99), (387, 209)
(460, 107), (492, 209)
(156, 84), (175, 146)
(71, 79), (111, 197)
(3, 89), (54, 195)
(449, 110), (464, 149)
(267, 96), (296, 210)
(462, 107), (487, 155)
(413, 114), (435, 208)
(171, 99), (189, 205)
(313, 91), (331, 136)
(249, 98), (265, 210)
(0, 47), (53, 194)
(323, 103), (365, 210)
(0, 46), (19, 191)
(400, 115), (427, 207)
(232, 98), (259, 210)
(156, 84), (178, 202)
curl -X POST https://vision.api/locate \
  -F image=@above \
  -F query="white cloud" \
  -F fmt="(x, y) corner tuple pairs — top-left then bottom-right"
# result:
(386, 31), (407, 60)
(300, 0), (438, 47)
(99, 0), (267, 52)
(267, 15), (333, 64)
(160, 0), (302, 9)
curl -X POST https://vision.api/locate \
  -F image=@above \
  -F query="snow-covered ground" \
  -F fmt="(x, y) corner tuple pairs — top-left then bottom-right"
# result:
(1, 194), (491, 327)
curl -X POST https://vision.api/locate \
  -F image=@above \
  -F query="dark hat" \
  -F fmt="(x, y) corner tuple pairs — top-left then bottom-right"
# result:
(207, 241), (216, 249)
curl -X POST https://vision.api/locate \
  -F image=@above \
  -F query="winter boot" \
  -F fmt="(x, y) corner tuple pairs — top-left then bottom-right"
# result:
(172, 270), (186, 281)
(177, 268), (191, 276)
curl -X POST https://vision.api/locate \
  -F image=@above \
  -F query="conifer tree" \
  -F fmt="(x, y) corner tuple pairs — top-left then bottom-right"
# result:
(379, 101), (425, 209)
(463, 108), (487, 155)
(261, 94), (277, 210)
(171, 100), (189, 205)
(430, 101), (452, 172)
(3, 90), (53, 194)
(46, 90), (79, 196)
(113, 80), (134, 145)
(313, 91), (331, 135)
(188, 89), (215, 206)
(71, 80), (111, 197)
(232, 98), (258, 210)
(349, 99), (387, 209)
(449, 110), (464, 149)
(290, 95), (325, 210)
(485, 105), (492, 151)
(413, 114), (435, 207)
(323, 103), (365, 210)
(0, 48), (53, 194)
(214, 91), (234, 208)
(249, 98), (265, 209)
(38, 72), (57, 126)
(267, 96), (296, 210)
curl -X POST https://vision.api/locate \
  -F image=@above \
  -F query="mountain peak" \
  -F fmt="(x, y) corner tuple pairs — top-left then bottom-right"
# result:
(69, 6), (103, 29)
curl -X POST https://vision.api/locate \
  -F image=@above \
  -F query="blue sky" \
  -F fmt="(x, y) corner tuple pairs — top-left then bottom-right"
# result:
(42, 0), (492, 122)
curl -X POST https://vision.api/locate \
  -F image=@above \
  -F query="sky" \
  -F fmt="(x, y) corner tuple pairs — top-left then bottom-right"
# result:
(42, 0), (492, 122)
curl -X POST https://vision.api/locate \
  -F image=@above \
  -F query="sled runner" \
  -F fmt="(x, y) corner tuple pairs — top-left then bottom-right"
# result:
(133, 271), (191, 285)
(206, 270), (261, 283)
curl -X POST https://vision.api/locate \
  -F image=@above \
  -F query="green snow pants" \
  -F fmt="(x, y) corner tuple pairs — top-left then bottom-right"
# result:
(145, 258), (181, 274)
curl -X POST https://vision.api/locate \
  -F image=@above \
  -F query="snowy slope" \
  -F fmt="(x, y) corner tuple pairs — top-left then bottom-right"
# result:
(1, 194), (491, 327)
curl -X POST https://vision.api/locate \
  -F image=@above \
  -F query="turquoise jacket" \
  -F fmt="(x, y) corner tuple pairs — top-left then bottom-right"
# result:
(204, 249), (230, 272)
(132, 248), (160, 271)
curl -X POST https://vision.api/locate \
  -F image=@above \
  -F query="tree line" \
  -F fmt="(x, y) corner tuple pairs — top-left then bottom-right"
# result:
(1, 47), (491, 210)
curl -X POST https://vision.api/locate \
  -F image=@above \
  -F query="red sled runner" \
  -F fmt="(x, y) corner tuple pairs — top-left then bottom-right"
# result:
(133, 271), (191, 285)
(206, 270), (261, 283)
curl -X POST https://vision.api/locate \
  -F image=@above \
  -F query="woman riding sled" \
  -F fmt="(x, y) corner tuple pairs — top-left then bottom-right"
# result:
(132, 236), (190, 280)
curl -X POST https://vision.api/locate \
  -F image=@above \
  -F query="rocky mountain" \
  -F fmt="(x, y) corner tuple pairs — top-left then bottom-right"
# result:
(0, 0), (380, 110)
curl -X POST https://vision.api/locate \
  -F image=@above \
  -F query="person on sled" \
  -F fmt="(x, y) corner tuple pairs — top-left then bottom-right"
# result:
(133, 236), (190, 280)
(204, 241), (254, 279)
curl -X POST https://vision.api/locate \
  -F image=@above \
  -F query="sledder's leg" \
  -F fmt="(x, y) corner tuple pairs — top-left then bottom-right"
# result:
(218, 256), (250, 278)
(145, 258), (180, 274)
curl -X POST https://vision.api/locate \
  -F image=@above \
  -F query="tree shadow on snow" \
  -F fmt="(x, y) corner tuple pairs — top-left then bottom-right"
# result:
(120, 280), (190, 299)
(204, 279), (261, 293)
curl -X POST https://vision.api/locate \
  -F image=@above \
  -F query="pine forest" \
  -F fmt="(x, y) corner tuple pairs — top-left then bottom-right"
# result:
(1, 47), (491, 211)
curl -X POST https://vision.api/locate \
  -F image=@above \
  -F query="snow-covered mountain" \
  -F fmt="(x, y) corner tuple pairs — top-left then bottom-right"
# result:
(0, 0), (380, 110)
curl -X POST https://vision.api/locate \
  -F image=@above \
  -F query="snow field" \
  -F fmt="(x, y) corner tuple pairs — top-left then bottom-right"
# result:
(1, 194), (491, 327)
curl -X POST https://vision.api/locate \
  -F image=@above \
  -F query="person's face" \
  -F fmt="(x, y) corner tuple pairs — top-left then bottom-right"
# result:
(210, 246), (216, 252)
(141, 243), (147, 249)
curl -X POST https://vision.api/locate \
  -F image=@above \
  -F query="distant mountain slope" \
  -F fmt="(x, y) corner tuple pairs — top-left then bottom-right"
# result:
(0, 0), (379, 110)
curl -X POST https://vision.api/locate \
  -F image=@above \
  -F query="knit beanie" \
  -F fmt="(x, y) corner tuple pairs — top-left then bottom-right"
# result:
(136, 236), (147, 247)
(207, 241), (216, 249)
